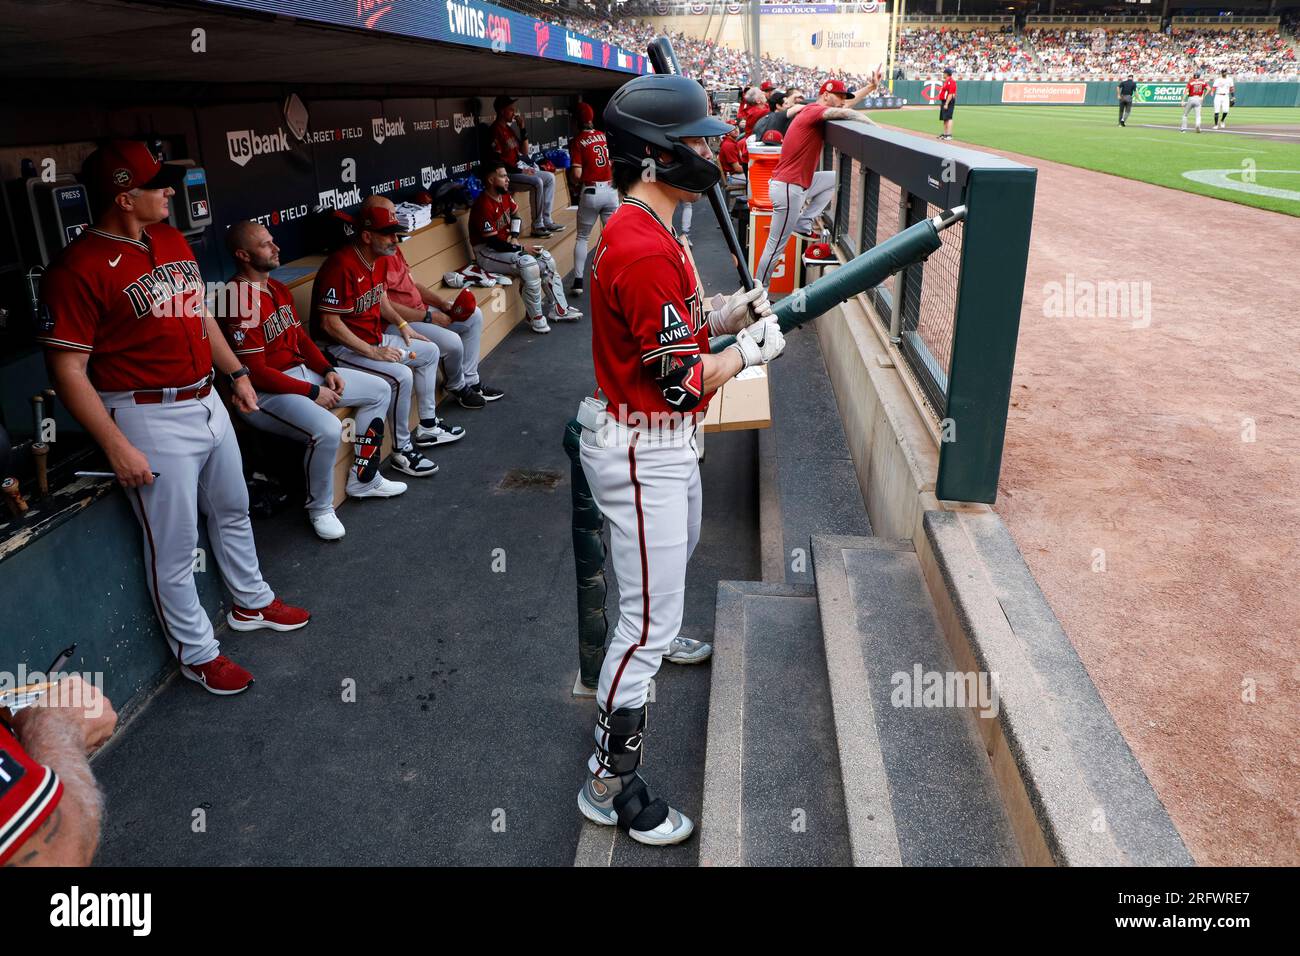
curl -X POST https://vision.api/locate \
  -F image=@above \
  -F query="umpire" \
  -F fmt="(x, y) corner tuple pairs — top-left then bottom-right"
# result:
(1117, 75), (1137, 127)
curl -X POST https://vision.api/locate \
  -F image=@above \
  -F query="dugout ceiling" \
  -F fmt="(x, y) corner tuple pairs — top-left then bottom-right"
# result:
(0, 0), (629, 97)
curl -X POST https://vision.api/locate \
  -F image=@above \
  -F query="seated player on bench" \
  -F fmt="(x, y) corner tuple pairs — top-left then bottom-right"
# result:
(219, 221), (407, 542)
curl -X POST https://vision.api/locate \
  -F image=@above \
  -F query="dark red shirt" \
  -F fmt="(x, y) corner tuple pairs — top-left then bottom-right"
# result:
(220, 277), (331, 396)
(771, 103), (830, 190)
(469, 190), (519, 245)
(0, 722), (63, 866)
(570, 130), (613, 185)
(39, 224), (211, 391)
(314, 244), (389, 347)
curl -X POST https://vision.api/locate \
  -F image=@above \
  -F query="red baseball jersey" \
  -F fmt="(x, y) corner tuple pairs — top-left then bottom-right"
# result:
(380, 247), (424, 312)
(940, 77), (958, 102)
(491, 119), (523, 166)
(589, 196), (712, 420)
(719, 136), (744, 172)
(220, 277), (332, 396)
(1186, 80), (1210, 97)
(739, 102), (768, 135)
(771, 102), (830, 189)
(38, 224), (212, 391)
(469, 191), (519, 245)
(0, 722), (63, 866)
(314, 244), (389, 347)
(570, 130), (613, 185)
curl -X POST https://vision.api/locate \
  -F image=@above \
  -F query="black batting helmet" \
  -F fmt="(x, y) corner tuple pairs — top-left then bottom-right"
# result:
(603, 74), (731, 193)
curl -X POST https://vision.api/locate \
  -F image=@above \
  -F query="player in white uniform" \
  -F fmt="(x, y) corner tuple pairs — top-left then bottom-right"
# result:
(574, 75), (782, 846)
(220, 221), (407, 542)
(1212, 70), (1235, 130)
(39, 141), (310, 697)
(568, 102), (619, 297)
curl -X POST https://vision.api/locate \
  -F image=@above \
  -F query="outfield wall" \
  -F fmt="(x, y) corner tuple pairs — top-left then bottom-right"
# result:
(894, 80), (1300, 108)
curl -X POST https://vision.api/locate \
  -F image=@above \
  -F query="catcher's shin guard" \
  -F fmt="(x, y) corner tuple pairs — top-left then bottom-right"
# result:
(353, 417), (385, 484)
(595, 704), (646, 776)
(565, 418), (608, 687)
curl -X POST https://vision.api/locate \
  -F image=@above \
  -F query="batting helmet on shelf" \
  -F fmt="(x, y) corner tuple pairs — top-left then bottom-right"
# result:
(603, 73), (731, 193)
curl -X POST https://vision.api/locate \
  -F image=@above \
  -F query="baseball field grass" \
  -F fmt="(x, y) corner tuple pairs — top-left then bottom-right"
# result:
(876, 105), (1300, 216)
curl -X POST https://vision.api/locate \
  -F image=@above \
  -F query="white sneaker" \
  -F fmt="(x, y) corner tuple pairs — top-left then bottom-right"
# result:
(347, 476), (407, 498)
(309, 510), (346, 541)
(391, 447), (439, 477)
(413, 419), (465, 447)
(529, 316), (551, 334)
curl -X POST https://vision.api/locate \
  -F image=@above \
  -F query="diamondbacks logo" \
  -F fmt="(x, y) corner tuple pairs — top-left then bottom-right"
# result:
(227, 127), (290, 167)
(535, 21), (550, 56)
(122, 259), (206, 319)
(371, 117), (406, 144)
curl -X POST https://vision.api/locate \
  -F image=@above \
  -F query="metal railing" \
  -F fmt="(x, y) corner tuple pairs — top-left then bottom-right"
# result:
(821, 122), (1037, 503)
(1171, 16), (1280, 27)
(1025, 15), (1160, 26)
(900, 15), (1014, 24)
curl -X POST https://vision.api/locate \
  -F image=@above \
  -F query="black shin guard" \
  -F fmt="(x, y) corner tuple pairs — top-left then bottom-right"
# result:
(354, 417), (384, 484)
(594, 705), (646, 776)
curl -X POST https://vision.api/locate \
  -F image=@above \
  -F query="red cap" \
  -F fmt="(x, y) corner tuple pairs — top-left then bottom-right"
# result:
(413, 190), (434, 205)
(86, 140), (184, 197)
(806, 242), (832, 260)
(819, 79), (849, 96)
(761, 130), (784, 144)
(760, 80), (774, 91)
(448, 288), (477, 321)
(576, 102), (594, 123)
(357, 206), (408, 235)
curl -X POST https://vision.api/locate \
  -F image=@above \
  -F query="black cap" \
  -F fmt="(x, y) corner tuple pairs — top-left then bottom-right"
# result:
(493, 95), (517, 112)
(943, 67), (953, 76)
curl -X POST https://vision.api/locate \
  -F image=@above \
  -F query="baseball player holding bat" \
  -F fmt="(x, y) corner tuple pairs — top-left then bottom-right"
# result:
(574, 73), (784, 846)
(39, 140), (310, 696)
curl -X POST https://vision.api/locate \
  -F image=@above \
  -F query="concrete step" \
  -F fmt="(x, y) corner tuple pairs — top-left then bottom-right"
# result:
(813, 535), (1022, 866)
(700, 582), (853, 866)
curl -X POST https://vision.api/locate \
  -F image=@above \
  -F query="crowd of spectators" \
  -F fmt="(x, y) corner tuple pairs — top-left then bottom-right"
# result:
(564, 14), (1299, 83)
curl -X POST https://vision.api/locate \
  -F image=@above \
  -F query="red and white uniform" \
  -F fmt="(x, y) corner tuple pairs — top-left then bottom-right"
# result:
(580, 196), (710, 775)
(470, 191), (574, 321)
(39, 225), (274, 666)
(493, 117), (557, 230)
(570, 129), (619, 281)
(0, 722), (63, 865)
(739, 102), (768, 136)
(220, 277), (391, 513)
(490, 118), (524, 168)
(315, 244), (440, 453)
(1182, 78), (1209, 130)
(382, 248), (485, 393)
(758, 102), (836, 284)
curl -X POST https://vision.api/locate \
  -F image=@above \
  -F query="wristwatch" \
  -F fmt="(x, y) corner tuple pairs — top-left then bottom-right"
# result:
(228, 365), (251, 385)
(424, 306), (436, 323)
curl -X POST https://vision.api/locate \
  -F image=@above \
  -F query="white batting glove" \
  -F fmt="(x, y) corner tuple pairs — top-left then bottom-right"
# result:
(707, 285), (773, 336)
(727, 318), (785, 369)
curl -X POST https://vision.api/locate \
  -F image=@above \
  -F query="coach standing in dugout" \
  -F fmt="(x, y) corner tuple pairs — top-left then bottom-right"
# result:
(939, 67), (957, 140)
(756, 76), (879, 286)
(490, 95), (564, 238)
(39, 141), (310, 696)
(1117, 75), (1136, 127)
(574, 74), (781, 846)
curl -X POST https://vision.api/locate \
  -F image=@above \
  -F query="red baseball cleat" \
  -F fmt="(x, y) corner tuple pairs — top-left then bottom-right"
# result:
(182, 655), (254, 695)
(227, 597), (311, 633)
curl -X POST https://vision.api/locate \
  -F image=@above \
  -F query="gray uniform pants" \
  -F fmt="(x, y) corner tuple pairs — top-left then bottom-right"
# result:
(102, 386), (274, 666)
(331, 329), (440, 450)
(1182, 95), (1204, 130)
(756, 171), (836, 285)
(238, 365), (390, 515)
(574, 182), (618, 279)
(474, 245), (571, 321)
(509, 162), (556, 229)
(419, 307), (484, 390)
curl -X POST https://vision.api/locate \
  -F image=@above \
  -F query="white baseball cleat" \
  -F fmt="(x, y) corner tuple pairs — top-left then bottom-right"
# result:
(529, 316), (552, 334)
(309, 510), (346, 541)
(347, 476), (408, 498)
(548, 306), (583, 323)
(664, 636), (713, 665)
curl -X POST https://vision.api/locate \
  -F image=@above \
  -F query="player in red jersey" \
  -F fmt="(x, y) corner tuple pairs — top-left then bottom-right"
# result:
(756, 75), (880, 286)
(490, 94), (564, 237)
(314, 205), (464, 480)
(469, 160), (581, 333)
(568, 102), (618, 297)
(220, 221), (406, 541)
(939, 67), (958, 140)
(1, 677), (117, 865)
(1182, 70), (1210, 133)
(573, 74), (783, 847)
(718, 123), (747, 188)
(39, 141), (309, 696)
